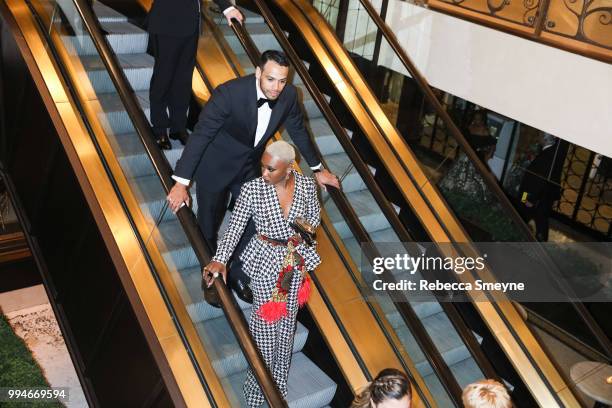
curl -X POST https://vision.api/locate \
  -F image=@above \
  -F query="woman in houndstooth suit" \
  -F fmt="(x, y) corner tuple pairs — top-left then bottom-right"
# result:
(204, 140), (321, 407)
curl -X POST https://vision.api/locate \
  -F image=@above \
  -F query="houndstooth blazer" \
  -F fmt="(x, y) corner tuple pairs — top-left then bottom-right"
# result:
(212, 170), (321, 278)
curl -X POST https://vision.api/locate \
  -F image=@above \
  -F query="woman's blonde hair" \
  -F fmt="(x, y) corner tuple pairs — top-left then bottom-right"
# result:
(351, 368), (411, 407)
(462, 379), (512, 408)
(265, 140), (295, 163)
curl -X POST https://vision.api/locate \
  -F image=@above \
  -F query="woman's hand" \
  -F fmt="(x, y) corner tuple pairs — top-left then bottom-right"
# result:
(203, 261), (227, 288)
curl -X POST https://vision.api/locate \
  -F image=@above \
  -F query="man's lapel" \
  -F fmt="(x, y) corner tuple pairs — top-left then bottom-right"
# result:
(255, 94), (285, 149)
(246, 76), (258, 140)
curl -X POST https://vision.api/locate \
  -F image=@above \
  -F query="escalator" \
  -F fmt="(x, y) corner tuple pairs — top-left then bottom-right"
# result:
(55, 6), (338, 403)
(277, 0), (612, 404)
(0, 0), (445, 406)
(2, 0), (605, 406)
(189, 2), (582, 407)
(44, 0), (599, 406)
(308, 0), (611, 358)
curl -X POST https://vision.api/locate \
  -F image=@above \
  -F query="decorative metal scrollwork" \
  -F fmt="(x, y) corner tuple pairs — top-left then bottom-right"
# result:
(437, 0), (611, 50)
(487, 0), (509, 15)
(523, 0), (540, 25)
(555, 146), (611, 240)
(545, 0), (611, 49)
(440, 0), (542, 27)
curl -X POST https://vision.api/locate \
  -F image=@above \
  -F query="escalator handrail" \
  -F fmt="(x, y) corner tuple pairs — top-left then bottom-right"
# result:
(352, 0), (612, 359)
(224, 11), (480, 405)
(63, 1), (288, 405)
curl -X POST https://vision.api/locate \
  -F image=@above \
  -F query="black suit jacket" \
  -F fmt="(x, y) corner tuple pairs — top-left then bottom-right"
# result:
(520, 143), (563, 203)
(174, 75), (320, 192)
(147, 0), (231, 37)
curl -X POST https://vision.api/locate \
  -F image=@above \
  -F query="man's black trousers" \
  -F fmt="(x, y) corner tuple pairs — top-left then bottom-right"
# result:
(519, 199), (553, 241)
(149, 33), (198, 135)
(196, 175), (257, 288)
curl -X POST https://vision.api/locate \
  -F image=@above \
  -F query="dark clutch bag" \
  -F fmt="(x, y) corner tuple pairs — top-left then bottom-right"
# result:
(290, 217), (316, 247)
(201, 273), (221, 308)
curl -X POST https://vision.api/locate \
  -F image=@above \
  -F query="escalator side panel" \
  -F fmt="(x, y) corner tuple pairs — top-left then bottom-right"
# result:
(0, 17), (171, 406)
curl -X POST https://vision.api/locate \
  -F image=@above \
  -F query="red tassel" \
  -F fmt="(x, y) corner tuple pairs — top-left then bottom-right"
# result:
(298, 276), (311, 308)
(257, 301), (287, 324)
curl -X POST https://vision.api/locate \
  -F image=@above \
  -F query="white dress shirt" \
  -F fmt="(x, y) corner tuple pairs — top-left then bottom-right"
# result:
(254, 80), (273, 147)
(172, 81), (322, 186)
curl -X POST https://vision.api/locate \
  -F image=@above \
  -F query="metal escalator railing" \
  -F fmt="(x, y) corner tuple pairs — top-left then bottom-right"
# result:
(236, 0), (584, 406)
(23, 0), (286, 405)
(205, 6), (517, 406)
(349, 0), (612, 362)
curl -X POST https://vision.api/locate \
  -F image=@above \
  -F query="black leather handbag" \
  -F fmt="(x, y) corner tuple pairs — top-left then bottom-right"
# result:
(290, 217), (316, 246)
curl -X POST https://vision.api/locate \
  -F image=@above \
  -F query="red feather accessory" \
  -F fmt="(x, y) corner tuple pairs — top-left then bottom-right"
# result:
(298, 275), (311, 307)
(257, 300), (287, 323)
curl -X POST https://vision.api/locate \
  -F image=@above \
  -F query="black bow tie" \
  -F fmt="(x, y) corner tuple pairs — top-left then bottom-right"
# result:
(257, 97), (277, 109)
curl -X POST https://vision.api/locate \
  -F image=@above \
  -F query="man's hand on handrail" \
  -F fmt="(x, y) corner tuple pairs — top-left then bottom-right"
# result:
(225, 8), (244, 26)
(167, 183), (191, 213)
(314, 169), (340, 190)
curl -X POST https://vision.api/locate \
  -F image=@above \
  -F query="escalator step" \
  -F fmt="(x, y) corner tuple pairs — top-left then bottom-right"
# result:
(221, 22), (281, 53)
(65, 21), (147, 56)
(110, 132), (183, 178)
(223, 352), (336, 408)
(93, 2), (127, 23)
(195, 311), (309, 377)
(94, 91), (150, 136)
(80, 53), (153, 93)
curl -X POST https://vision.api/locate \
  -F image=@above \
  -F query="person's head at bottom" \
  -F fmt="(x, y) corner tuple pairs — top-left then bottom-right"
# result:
(462, 379), (512, 408)
(351, 368), (412, 408)
(261, 140), (295, 185)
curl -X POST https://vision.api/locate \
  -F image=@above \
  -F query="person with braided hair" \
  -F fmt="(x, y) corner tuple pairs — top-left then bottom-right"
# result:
(351, 368), (412, 408)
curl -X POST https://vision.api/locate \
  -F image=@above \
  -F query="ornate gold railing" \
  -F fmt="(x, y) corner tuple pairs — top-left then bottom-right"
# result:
(427, 0), (612, 61)
(315, 0), (611, 62)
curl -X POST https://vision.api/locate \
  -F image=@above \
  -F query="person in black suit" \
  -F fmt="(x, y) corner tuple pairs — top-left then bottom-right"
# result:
(147, 0), (243, 149)
(519, 134), (564, 241)
(166, 50), (339, 301)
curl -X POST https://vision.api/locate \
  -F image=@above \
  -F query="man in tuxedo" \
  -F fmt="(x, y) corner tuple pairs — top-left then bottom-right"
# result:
(166, 50), (339, 301)
(147, 0), (243, 149)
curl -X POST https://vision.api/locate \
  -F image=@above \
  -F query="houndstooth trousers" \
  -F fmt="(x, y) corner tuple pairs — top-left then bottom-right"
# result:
(244, 264), (303, 407)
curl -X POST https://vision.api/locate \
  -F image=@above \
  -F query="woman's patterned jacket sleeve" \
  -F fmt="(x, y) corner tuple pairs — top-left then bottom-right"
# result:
(212, 182), (253, 265)
(305, 178), (321, 230)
